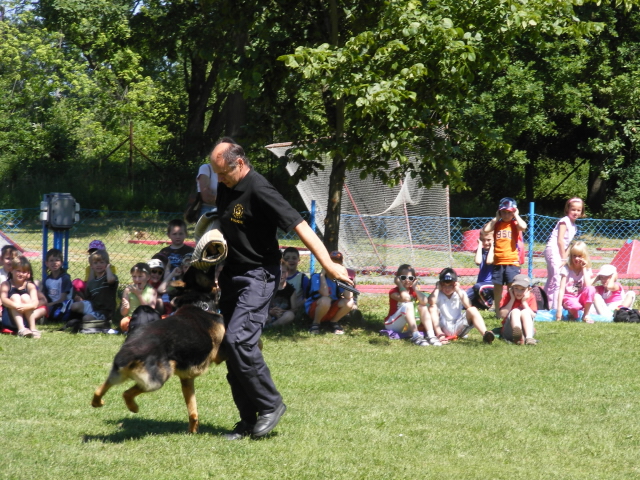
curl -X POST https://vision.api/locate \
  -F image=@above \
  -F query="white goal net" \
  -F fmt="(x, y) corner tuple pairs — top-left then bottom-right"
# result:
(266, 143), (452, 274)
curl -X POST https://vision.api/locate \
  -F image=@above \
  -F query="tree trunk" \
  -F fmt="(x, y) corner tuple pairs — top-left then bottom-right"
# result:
(322, 0), (344, 253)
(525, 156), (535, 203)
(587, 158), (608, 213)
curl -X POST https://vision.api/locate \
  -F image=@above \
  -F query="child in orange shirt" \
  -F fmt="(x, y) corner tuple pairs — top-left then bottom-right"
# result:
(482, 197), (527, 314)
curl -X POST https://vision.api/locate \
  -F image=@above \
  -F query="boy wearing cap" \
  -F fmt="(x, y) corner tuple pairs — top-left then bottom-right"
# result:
(498, 273), (538, 345)
(482, 197), (527, 314)
(593, 264), (636, 317)
(428, 268), (495, 343)
(305, 251), (354, 334)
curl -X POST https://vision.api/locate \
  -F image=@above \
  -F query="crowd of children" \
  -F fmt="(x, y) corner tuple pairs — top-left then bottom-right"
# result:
(0, 218), (196, 338)
(380, 195), (638, 347)
(1, 196), (632, 344)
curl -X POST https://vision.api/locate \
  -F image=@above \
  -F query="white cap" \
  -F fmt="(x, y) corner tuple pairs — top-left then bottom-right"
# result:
(148, 258), (165, 271)
(598, 264), (616, 277)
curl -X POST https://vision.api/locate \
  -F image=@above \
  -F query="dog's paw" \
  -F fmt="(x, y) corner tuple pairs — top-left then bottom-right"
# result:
(91, 395), (105, 408)
(123, 393), (140, 413)
(188, 418), (199, 434)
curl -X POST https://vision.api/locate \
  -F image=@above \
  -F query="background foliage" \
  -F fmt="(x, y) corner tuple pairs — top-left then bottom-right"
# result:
(2, 0), (640, 222)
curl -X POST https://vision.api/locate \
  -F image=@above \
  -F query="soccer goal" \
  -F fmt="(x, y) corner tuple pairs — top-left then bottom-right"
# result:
(266, 143), (452, 274)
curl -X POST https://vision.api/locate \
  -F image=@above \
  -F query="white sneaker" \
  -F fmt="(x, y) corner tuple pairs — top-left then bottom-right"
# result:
(411, 334), (429, 347)
(427, 336), (443, 346)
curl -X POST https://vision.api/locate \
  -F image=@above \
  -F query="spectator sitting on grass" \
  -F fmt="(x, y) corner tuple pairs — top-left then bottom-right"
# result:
(428, 268), (495, 344)
(305, 251), (354, 335)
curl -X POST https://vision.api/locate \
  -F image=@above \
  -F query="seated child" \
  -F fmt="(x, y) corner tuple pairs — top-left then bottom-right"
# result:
(498, 274), (538, 345)
(466, 230), (495, 310)
(593, 264), (636, 316)
(120, 263), (158, 332)
(147, 258), (171, 315)
(73, 240), (117, 299)
(305, 251), (354, 335)
(41, 248), (73, 323)
(0, 245), (19, 329)
(384, 264), (442, 346)
(266, 260), (297, 329)
(70, 249), (119, 332)
(555, 241), (595, 323)
(282, 246), (309, 309)
(0, 256), (43, 338)
(428, 268), (495, 343)
(156, 219), (194, 281)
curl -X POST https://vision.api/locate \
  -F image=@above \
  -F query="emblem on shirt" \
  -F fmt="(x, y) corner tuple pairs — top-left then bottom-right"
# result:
(232, 204), (244, 224)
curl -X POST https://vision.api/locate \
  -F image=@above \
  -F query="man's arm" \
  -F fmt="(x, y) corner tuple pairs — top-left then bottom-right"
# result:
(294, 221), (352, 285)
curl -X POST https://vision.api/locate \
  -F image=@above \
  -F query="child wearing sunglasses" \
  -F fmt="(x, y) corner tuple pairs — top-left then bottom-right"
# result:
(384, 264), (441, 346)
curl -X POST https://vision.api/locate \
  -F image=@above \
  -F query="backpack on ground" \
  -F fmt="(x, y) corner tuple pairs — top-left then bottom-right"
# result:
(531, 284), (549, 311)
(613, 307), (640, 323)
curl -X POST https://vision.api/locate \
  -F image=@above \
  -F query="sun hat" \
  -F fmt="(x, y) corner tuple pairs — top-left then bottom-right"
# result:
(598, 264), (617, 277)
(512, 274), (531, 288)
(499, 197), (517, 212)
(87, 239), (106, 253)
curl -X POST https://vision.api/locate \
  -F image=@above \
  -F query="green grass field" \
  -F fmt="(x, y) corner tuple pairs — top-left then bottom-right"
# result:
(1, 296), (639, 480)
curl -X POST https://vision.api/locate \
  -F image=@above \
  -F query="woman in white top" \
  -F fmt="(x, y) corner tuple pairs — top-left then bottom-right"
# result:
(197, 163), (218, 217)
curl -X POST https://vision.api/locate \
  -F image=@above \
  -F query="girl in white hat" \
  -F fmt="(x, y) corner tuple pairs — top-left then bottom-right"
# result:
(593, 264), (636, 316)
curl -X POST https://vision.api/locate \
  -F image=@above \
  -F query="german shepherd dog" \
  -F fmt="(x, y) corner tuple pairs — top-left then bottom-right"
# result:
(91, 266), (225, 433)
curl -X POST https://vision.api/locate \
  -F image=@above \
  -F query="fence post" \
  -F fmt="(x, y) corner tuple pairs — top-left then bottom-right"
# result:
(528, 201), (535, 279)
(309, 200), (316, 274)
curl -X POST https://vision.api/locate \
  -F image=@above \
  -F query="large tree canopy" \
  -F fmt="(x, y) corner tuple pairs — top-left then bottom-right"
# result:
(278, 0), (640, 247)
(2, 0), (640, 227)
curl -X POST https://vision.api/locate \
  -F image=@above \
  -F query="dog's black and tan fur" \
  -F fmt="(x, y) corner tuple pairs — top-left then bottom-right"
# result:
(91, 267), (225, 433)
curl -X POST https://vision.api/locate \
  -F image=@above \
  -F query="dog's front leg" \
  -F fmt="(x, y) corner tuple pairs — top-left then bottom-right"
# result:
(180, 377), (198, 433)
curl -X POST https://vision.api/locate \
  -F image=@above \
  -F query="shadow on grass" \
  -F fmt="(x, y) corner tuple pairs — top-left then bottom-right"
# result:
(82, 417), (230, 443)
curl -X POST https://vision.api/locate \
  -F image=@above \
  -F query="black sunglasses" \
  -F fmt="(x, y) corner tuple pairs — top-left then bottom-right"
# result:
(399, 275), (415, 281)
(151, 269), (164, 274)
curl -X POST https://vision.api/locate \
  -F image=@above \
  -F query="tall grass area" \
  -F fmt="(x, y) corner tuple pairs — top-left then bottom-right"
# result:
(1, 296), (639, 479)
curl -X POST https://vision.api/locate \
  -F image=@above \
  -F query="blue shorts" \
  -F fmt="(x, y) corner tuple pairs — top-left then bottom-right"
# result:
(492, 265), (520, 286)
(78, 300), (108, 321)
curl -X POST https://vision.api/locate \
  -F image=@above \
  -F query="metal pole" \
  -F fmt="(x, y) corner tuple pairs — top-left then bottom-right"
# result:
(309, 200), (316, 274)
(529, 201), (535, 278)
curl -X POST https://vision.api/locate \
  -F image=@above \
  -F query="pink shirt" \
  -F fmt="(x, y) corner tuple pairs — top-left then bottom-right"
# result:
(595, 283), (624, 304)
(560, 265), (592, 296)
(545, 216), (577, 258)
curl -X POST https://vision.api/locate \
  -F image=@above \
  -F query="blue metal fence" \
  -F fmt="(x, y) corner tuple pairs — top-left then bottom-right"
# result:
(0, 206), (637, 284)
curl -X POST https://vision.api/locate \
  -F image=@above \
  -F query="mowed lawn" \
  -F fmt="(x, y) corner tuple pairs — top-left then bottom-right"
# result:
(1, 295), (639, 480)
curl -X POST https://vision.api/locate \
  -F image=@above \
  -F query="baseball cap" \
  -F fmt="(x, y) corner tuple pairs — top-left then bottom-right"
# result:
(598, 264), (617, 277)
(512, 274), (530, 288)
(88, 239), (106, 253)
(329, 251), (344, 265)
(147, 259), (165, 271)
(439, 268), (457, 283)
(499, 197), (517, 212)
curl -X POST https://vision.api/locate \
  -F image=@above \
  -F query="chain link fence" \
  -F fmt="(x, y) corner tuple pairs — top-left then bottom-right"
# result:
(1, 208), (639, 288)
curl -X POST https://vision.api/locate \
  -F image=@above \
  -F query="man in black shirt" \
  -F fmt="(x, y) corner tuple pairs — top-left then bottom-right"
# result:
(211, 139), (352, 439)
